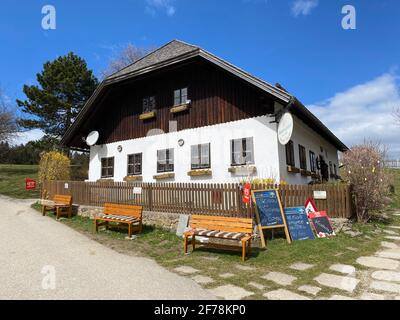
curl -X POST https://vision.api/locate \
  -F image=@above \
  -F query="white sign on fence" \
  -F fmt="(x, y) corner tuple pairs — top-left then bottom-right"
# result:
(313, 191), (327, 200)
(64, 183), (69, 189)
(133, 187), (142, 195)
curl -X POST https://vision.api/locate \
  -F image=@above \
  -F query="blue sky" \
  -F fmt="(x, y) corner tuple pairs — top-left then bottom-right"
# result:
(1, 0), (399, 157)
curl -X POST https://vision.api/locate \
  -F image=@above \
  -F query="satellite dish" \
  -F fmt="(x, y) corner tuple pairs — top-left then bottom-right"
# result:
(277, 113), (293, 145)
(86, 131), (99, 146)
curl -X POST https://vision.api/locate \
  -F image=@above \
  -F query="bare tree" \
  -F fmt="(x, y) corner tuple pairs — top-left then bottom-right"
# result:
(342, 141), (392, 223)
(0, 88), (18, 142)
(101, 44), (154, 79)
(394, 106), (400, 124)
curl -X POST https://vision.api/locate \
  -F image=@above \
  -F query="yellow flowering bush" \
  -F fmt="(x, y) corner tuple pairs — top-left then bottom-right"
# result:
(39, 151), (71, 185)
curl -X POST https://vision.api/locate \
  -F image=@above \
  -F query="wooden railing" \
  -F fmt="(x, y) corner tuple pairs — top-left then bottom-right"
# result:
(41, 181), (353, 219)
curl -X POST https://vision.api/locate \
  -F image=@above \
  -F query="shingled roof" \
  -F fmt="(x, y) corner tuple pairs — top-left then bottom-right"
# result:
(62, 40), (347, 152)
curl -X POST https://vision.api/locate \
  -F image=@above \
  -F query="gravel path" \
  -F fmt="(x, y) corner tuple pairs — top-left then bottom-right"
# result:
(0, 196), (214, 300)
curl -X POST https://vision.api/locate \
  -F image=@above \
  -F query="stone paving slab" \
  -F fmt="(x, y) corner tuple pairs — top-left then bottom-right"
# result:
(329, 295), (355, 300)
(370, 281), (400, 294)
(208, 285), (254, 300)
(264, 289), (310, 300)
(248, 282), (266, 290)
(376, 249), (400, 260)
(314, 273), (359, 293)
(371, 270), (400, 283)
(385, 236), (400, 241)
(192, 275), (214, 285)
(289, 262), (314, 271)
(389, 226), (400, 230)
(384, 230), (399, 235)
(174, 266), (200, 274)
(219, 273), (235, 279)
(235, 265), (256, 271)
(261, 272), (297, 286)
(360, 292), (385, 300)
(298, 285), (321, 296)
(329, 264), (356, 275)
(356, 256), (400, 270)
(381, 241), (398, 249)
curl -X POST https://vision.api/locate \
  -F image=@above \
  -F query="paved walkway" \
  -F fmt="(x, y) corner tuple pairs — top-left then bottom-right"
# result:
(0, 196), (215, 300)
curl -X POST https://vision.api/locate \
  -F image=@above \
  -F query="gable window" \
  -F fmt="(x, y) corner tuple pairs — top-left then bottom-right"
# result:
(231, 137), (254, 166)
(157, 149), (174, 173)
(127, 153), (142, 176)
(101, 157), (114, 178)
(309, 151), (316, 173)
(174, 87), (188, 106)
(143, 96), (156, 114)
(285, 140), (295, 166)
(191, 143), (211, 170)
(299, 145), (307, 170)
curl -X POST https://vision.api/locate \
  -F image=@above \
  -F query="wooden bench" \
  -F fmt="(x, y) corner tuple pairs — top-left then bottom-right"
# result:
(183, 215), (253, 261)
(94, 203), (143, 238)
(42, 195), (73, 219)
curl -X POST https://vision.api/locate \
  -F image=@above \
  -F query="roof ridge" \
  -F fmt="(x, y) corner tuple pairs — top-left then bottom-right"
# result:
(106, 40), (198, 80)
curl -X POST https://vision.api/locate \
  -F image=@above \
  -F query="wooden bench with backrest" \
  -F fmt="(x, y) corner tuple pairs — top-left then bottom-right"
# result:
(183, 215), (253, 261)
(42, 195), (73, 219)
(94, 203), (143, 238)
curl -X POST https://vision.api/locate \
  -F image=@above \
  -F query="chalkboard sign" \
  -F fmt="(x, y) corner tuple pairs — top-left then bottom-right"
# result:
(309, 211), (335, 238)
(251, 189), (291, 247)
(253, 190), (284, 227)
(284, 207), (315, 241)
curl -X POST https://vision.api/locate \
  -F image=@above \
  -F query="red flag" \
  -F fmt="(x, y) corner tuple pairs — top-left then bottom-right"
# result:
(243, 183), (251, 204)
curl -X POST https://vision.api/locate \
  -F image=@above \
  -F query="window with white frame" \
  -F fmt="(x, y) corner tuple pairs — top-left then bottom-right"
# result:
(191, 143), (211, 170)
(157, 149), (174, 173)
(231, 137), (254, 166)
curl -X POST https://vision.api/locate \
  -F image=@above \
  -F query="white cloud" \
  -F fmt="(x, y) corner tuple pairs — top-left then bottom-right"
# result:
(146, 0), (176, 17)
(291, 0), (318, 17)
(10, 129), (45, 146)
(308, 73), (400, 158)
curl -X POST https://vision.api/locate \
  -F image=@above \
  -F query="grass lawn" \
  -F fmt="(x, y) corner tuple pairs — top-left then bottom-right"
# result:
(0, 164), (40, 199)
(31, 201), (398, 299)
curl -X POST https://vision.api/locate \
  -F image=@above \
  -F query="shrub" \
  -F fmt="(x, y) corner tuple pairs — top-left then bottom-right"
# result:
(342, 141), (392, 223)
(39, 151), (71, 185)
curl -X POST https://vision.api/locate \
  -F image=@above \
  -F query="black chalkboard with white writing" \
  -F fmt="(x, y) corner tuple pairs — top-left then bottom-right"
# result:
(284, 207), (315, 241)
(253, 190), (284, 227)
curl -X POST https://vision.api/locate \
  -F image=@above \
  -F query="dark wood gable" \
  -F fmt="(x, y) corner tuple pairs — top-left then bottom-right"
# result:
(68, 57), (275, 148)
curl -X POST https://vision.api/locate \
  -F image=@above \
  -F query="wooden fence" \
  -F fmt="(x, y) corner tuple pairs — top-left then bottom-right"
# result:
(42, 181), (353, 219)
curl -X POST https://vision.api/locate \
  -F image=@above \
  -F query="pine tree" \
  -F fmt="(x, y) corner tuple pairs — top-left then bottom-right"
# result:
(17, 52), (98, 139)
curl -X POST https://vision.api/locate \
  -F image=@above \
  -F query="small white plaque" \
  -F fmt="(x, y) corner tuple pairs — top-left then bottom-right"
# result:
(64, 183), (69, 189)
(313, 191), (327, 200)
(133, 187), (142, 195)
(278, 112), (294, 145)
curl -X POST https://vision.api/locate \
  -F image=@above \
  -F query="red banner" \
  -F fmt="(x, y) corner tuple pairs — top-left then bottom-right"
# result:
(26, 178), (36, 191)
(243, 183), (251, 204)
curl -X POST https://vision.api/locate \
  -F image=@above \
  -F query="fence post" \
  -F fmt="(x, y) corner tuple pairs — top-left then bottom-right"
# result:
(148, 183), (153, 211)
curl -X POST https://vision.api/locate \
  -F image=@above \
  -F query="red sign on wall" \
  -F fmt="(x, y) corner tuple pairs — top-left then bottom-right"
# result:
(243, 183), (251, 204)
(26, 178), (36, 191)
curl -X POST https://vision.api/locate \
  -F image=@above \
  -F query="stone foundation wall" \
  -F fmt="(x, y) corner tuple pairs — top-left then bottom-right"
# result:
(77, 205), (181, 231)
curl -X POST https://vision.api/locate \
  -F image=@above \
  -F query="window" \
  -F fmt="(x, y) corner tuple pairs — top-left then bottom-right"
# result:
(285, 140), (295, 166)
(174, 87), (188, 106)
(334, 164), (337, 176)
(329, 161), (333, 176)
(157, 149), (174, 173)
(101, 157), (114, 178)
(309, 151), (316, 173)
(191, 143), (211, 170)
(231, 137), (254, 166)
(127, 153), (142, 176)
(299, 145), (307, 170)
(143, 96), (156, 113)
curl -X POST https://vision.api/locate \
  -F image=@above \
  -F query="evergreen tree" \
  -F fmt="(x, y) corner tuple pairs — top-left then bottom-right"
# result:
(17, 52), (98, 139)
